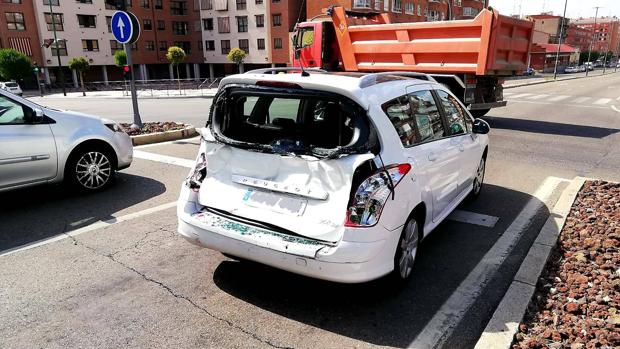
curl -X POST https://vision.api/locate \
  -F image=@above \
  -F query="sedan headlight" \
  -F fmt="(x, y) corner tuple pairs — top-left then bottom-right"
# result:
(103, 121), (126, 133)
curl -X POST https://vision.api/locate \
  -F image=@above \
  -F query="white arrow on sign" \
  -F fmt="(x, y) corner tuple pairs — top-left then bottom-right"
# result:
(117, 17), (126, 39)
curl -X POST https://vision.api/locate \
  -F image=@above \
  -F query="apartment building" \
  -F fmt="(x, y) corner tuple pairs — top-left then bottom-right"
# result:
(0, 0), (44, 83)
(572, 17), (620, 55)
(306, 0), (486, 24)
(525, 14), (569, 44)
(565, 24), (591, 53)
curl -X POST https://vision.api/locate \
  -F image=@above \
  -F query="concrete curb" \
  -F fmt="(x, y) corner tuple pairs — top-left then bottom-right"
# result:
(130, 125), (199, 146)
(473, 176), (587, 349)
(505, 71), (617, 89)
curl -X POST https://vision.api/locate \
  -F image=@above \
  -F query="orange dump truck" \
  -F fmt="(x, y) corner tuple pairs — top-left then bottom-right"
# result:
(292, 6), (534, 116)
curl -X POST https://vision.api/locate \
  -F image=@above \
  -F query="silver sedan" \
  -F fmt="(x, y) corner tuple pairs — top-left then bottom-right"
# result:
(0, 89), (133, 193)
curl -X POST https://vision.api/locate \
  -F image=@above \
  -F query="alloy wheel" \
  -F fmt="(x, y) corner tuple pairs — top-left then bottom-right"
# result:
(75, 151), (112, 190)
(398, 219), (419, 279)
(473, 157), (486, 195)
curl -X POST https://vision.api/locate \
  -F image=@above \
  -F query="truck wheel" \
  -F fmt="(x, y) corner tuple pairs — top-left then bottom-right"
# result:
(471, 109), (490, 117)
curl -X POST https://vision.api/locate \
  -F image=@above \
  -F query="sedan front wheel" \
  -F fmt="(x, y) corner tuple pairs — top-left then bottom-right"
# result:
(67, 149), (115, 191)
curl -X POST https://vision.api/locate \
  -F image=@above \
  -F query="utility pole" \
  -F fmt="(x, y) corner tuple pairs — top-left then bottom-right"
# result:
(553, 0), (568, 80)
(48, 0), (66, 96)
(603, 35), (610, 74)
(586, 6), (601, 77)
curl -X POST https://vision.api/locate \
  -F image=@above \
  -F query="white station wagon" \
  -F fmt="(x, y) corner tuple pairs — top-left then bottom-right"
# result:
(177, 69), (490, 283)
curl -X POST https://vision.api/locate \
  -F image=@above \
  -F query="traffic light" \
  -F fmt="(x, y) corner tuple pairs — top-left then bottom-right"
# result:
(104, 0), (126, 10)
(123, 65), (131, 80)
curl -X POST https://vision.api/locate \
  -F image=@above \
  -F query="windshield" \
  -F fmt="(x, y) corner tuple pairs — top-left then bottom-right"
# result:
(5, 83), (18, 88)
(210, 86), (377, 158)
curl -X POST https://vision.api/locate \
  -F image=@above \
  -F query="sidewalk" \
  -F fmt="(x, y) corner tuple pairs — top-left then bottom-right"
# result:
(504, 69), (617, 89)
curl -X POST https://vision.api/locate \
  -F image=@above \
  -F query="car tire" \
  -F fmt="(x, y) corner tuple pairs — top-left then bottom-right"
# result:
(470, 109), (490, 118)
(65, 147), (115, 191)
(469, 156), (486, 200)
(392, 218), (420, 282)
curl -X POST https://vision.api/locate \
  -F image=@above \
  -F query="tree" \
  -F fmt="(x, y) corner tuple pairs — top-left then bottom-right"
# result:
(166, 46), (186, 92)
(68, 56), (90, 96)
(113, 50), (127, 67)
(227, 48), (247, 73)
(0, 49), (32, 82)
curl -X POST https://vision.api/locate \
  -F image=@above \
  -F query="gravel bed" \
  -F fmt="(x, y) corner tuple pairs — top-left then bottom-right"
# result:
(120, 122), (187, 136)
(513, 180), (620, 349)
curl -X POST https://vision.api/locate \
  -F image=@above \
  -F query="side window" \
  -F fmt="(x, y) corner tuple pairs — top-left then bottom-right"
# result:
(409, 90), (444, 143)
(268, 98), (300, 122)
(0, 95), (27, 125)
(436, 90), (469, 135)
(382, 94), (416, 146)
(243, 96), (259, 116)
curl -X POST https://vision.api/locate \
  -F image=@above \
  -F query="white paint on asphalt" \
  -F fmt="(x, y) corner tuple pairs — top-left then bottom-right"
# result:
(509, 100), (608, 110)
(612, 105), (620, 113)
(133, 150), (195, 168)
(573, 96), (591, 104)
(547, 95), (570, 102)
(509, 93), (532, 99)
(0, 201), (178, 257)
(447, 210), (499, 228)
(593, 98), (612, 105)
(408, 176), (569, 349)
(616, 96), (620, 101)
(526, 94), (549, 100)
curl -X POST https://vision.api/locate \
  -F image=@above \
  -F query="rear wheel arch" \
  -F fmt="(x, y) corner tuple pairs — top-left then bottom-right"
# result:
(408, 202), (427, 241)
(482, 146), (488, 159)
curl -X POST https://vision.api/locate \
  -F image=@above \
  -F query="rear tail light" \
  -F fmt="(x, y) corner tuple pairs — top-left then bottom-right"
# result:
(187, 151), (207, 190)
(345, 164), (411, 227)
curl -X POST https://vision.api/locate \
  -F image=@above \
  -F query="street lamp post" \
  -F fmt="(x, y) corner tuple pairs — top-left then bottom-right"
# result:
(48, 0), (66, 96)
(586, 6), (601, 77)
(444, 0), (452, 20)
(553, 0), (568, 80)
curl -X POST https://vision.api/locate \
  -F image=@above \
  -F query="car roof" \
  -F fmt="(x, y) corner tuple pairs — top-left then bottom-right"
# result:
(219, 70), (433, 109)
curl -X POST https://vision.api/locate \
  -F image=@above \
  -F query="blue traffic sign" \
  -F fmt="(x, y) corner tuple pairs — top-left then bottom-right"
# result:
(111, 11), (140, 44)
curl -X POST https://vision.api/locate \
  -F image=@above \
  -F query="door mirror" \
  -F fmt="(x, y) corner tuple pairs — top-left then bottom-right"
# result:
(472, 118), (490, 134)
(23, 107), (44, 124)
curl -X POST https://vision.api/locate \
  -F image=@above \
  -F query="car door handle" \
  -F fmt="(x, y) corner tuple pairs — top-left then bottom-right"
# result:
(427, 152), (438, 162)
(458, 144), (465, 152)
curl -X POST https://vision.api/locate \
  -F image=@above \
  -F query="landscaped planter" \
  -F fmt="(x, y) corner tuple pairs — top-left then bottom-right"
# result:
(123, 122), (199, 146)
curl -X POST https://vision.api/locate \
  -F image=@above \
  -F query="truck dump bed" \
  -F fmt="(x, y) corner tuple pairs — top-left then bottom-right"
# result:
(330, 7), (533, 76)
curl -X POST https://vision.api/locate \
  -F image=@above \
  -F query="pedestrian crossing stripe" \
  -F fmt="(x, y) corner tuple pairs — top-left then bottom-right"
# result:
(527, 94), (549, 100)
(593, 98), (612, 105)
(505, 93), (617, 107)
(573, 97), (591, 103)
(547, 95), (570, 102)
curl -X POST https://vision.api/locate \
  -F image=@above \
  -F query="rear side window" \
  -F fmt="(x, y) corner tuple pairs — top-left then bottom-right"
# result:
(436, 90), (470, 135)
(382, 89), (444, 146)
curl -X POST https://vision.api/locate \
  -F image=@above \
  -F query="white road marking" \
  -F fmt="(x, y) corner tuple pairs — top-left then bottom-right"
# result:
(409, 176), (569, 349)
(509, 99), (608, 109)
(526, 94), (550, 100)
(133, 150), (195, 168)
(547, 95), (570, 102)
(593, 98), (612, 105)
(612, 105), (620, 113)
(573, 96), (591, 104)
(0, 201), (178, 257)
(133, 136), (201, 149)
(447, 210), (499, 228)
(509, 93), (532, 99)
(616, 96), (620, 101)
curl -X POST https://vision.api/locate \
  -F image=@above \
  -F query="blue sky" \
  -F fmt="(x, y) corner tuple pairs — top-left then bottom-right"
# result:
(489, 0), (620, 19)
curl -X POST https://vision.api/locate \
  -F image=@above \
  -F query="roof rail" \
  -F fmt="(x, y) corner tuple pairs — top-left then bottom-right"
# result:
(244, 67), (328, 75)
(358, 72), (438, 88)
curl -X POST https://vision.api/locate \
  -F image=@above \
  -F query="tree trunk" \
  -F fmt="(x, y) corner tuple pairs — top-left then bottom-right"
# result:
(79, 71), (85, 97)
(176, 65), (181, 95)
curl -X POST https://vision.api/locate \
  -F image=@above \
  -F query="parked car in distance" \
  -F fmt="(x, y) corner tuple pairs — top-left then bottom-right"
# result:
(177, 69), (491, 283)
(565, 66), (580, 73)
(584, 62), (594, 71)
(0, 89), (133, 193)
(579, 65), (587, 72)
(0, 81), (23, 96)
(523, 67), (535, 76)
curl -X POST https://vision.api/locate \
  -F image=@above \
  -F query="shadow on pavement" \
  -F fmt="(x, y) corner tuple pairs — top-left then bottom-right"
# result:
(0, 173), (166, 252)
(483, 116), (620, 139)
(211, 183), (548, 347)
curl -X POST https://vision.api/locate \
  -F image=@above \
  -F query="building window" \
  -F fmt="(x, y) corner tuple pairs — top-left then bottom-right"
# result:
(3, 0), (22, 3)
(145, 40), (155, 51)
(159, 41), (168, 51)
(143, 19), (152, 30)
(392, 0), (401, 12)
(170, 0), (187, 15)
(221, 39), (230, 54)
(272, 14), (281, 27)
(257, 38), (265, 50)
(51, 40), (67, 56)
(76, 0), (92, 3)
(155, 0), (162, 8)
(77, 14), (96, 28)
(5, 13), (25, 31)
(110, 40), (122, 54)
(43, 0), (59, 5)
(172, 21), (188, 34)
(205, 40), (215, 51)
(173, 41), (191, 54)
(384, 0), (389, 11)
(374, 0), (382, 11)
(239, 39), (249, 53)
(197, 41), (203, 50)
(214, 0), (227, 10)
(130, 42), (137, 50)
(157, 20), (165, 30)
(106, 16), (112, 32)
(201, 0), (213, 10)
(272, 0), (279, 3)
(454, 0), (461, 6)
(44, 13), (64, 31)
(236, 0), (246, 10)
(404, 2), (413, 14)
(273, 37), (282, 49)
(141, 0), (149, 7)
(81, 39), (99, 51)
(255, 0), (262, 4)
(218, 17), (230, 33)
(203, 18), (213, 30)
(417, 4), (422, 16)
(353, 0), (370, 8)
(255, 14), (264, 27)
(237, 16), (248, 32)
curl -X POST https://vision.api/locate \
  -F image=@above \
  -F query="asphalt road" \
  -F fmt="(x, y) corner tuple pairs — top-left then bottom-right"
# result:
(2, 73), (619, 349)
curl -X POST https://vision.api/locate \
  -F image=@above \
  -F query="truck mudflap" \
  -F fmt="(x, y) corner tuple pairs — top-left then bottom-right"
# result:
(468, 101), (507, 110)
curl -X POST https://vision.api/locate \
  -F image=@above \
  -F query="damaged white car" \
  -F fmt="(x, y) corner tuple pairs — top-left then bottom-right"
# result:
(177, 69), (490, 283)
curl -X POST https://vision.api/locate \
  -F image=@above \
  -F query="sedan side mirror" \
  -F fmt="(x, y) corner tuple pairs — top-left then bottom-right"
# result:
(23, 107), (44, 124)
(472, 118), (490, 134)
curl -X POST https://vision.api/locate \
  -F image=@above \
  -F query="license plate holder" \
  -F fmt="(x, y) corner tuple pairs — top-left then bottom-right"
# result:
(242, 189), (307, 216)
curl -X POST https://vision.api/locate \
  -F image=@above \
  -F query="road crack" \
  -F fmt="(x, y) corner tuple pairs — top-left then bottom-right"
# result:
(67, 232), (294, 349)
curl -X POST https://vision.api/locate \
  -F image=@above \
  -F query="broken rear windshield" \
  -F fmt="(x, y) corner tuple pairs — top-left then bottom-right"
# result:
(210, 85), (377, 158)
